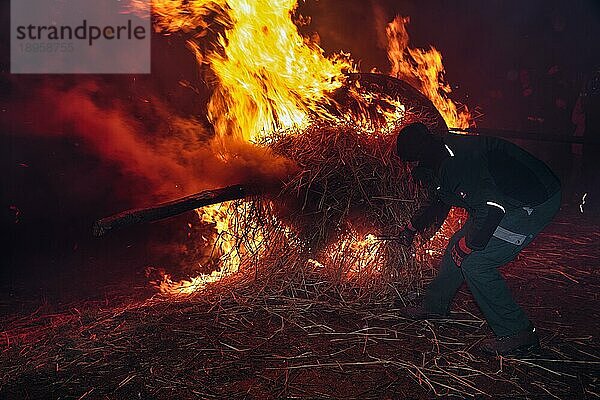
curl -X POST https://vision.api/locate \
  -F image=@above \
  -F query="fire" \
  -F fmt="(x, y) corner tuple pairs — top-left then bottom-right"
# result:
(155, 268), (231, 296)
(325, 232), (384, 277)
(386, 16), (472, 129)
(145, 0), (354, 144)
(344, 84), (408, 134)
(153, 202), (242, 295)
(154, 200), (268, 295)
(134, 2), (472, 295)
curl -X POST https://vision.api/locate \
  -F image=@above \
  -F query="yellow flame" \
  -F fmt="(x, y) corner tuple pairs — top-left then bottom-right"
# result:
(156, 201), (265, 296)
(386, 16), (472, 128)
(344, 83), (408, 134)
(147, 0), (354, 144)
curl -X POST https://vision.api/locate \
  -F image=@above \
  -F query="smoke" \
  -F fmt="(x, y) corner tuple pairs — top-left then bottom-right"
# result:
(371, 1), (392, 52)
(2, 77), (297, 206)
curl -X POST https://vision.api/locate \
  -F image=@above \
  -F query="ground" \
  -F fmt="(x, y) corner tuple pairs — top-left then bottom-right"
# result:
(1, 209), (599, 399)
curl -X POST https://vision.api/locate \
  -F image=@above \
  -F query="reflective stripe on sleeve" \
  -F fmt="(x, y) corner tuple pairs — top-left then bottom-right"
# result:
(486, 201), (506, 213)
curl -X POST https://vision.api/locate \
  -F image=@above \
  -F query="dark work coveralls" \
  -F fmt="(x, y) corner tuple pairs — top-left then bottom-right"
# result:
(412, 134), (561, 337)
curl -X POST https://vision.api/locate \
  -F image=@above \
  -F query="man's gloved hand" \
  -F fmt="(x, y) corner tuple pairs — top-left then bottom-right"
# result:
(451, 236), (473, 267)
(397, 222), (417, 246)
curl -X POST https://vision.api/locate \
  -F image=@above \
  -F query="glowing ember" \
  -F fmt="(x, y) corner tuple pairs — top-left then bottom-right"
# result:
(319, 232), (384, 278)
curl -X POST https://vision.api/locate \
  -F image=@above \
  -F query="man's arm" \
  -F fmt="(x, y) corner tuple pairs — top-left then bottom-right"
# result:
(395, 197), (449, 246)
(459, 165), (506, 251)
(411, 197), (451, 233)
(463, 200), (505, 250)
(438, 153), (507, 265)
(395, 168), (451, 245)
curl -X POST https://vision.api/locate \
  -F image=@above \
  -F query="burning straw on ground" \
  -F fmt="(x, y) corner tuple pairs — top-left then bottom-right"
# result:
(1, 216), (598, 399)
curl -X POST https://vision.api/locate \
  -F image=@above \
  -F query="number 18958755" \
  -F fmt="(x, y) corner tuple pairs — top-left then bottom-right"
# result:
(19, 43), (74, 53)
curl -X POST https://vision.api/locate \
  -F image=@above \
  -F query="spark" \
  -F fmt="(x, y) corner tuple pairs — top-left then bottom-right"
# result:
(580, 193), (587, 214)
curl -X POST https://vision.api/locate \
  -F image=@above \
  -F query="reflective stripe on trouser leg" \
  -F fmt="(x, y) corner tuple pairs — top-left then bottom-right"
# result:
(422, 190), (560, 329)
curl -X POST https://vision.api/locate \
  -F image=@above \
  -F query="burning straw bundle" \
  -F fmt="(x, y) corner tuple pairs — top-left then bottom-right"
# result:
(178, 120), (440, 299)
(270, 122), (419, 247)
(139, 74), (456, 296)
(268, 122), (426, 283)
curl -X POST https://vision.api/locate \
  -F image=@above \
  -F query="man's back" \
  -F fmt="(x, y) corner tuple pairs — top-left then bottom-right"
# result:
(444, 134), (561, 207)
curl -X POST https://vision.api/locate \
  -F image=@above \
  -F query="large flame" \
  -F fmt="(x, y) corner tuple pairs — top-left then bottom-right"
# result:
(135, 1), (472, 296)
(146, 0), (354, 144)
(386, 16), (472, 129)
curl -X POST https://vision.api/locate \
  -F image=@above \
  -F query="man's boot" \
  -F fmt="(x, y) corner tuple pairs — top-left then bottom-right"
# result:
(479, 325), (540, 355)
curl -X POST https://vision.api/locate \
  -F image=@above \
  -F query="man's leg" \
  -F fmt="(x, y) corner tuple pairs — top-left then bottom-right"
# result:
(460, 241), (530, 337)
(422, 233), (465, 315)
(461, 191), (561, 338)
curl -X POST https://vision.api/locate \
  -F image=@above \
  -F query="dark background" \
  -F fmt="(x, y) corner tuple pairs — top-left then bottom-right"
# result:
(1, 0), (599, 311)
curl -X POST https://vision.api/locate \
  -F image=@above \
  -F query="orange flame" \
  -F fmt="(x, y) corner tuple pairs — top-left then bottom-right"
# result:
(145, 0), (355, 144)
(154, 200), (268, 296)
(386, 16), (472, 129)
